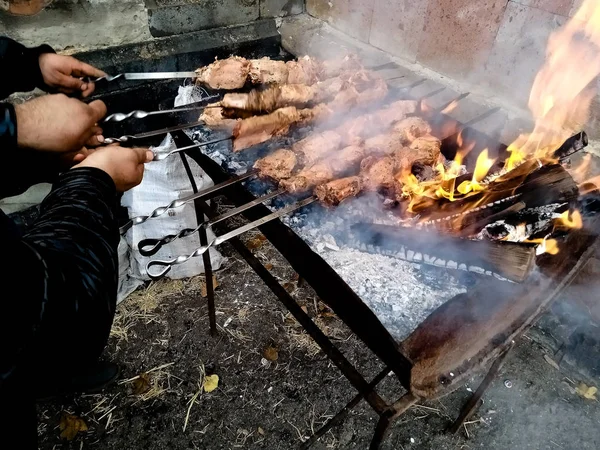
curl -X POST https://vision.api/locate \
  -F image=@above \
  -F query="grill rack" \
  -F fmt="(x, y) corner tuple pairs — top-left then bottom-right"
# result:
(102, 60), (599, 448)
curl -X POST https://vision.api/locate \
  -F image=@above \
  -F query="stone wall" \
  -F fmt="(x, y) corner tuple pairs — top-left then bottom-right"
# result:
(0, 0), (304, 51)
(305, 0), (600, 137)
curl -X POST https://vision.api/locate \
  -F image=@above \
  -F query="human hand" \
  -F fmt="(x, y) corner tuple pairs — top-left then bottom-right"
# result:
(15, 94), (107, 152)
(73, 146), (154, 192)
(39, 53), (105, 97)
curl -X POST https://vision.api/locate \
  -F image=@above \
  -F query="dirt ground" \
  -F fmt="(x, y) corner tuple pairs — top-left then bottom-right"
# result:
(37, 230), (600, 450)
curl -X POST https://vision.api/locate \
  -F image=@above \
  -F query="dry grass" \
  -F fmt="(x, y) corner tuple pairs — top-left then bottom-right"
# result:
(119, 362), (176, 404)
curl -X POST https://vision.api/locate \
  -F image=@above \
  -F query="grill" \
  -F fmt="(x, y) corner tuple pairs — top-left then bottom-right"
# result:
(82, 29), (600, 450)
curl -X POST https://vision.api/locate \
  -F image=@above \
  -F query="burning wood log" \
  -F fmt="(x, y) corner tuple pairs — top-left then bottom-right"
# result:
(348, 223), (536, 283)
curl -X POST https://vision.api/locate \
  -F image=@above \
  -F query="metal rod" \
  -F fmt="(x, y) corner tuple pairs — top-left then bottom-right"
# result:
(178, 150), (218, 336)
(120, 170), (258, 234)
(137, 189), (285, 256)
(448, 343), (514, 434)
(104, 120), (206, 144)
(153, 136), (233, 161)
(103, 102), (220, 123)
(146, 196), (316, 279)
(300, 368), (392, 450)
(370, 393), (419, 450)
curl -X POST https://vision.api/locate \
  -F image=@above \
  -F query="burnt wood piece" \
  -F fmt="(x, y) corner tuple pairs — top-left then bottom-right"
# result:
(347, 224), (536, 283)
(174, 132), (414, 386)
(424, 163), (579, 236)
(399, 216), (599, 399)
(553, 131), (588, 160)
(370, 393), (420, 449)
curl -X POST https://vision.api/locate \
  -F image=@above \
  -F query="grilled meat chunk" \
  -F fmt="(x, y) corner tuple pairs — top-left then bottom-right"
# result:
(315, 177), (362, 207)
(360, 156), (396, 192)
(293, 130), (343, 166)
(195, 56), (250, 90)
(393, 117), (433, 144)
(248, 58), (289, 85)
(321, 54), (362, 79)
(199, 103), (237, 130)
(280, 163), (334, 194)
(254, 149), (298, 181)
(364, 132), (405, 155)
(393, 135), (442, 173)
(232, 107), (300, 152)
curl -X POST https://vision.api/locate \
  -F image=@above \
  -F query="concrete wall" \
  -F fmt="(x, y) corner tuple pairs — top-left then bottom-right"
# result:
(305, 0), (599, 137)
(0, 0), (304, 51)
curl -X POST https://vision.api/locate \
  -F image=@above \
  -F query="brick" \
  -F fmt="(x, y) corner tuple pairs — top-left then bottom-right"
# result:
(306, 0), (374, 42)
(260, 0), (304, 18)
(369, 0), (428, 64)
(513, 0), (574, 16)
(416, 0), (508, 79)
(484, 2), (566, 109)
(147, 0), (259, 37)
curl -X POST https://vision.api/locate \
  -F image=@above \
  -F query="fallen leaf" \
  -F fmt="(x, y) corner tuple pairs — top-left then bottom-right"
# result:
(247, 235), (267, 249)
(576, 382), (598, 400)
(203, 374), (219, 393)
(265, 263), (274, 271)
(201, 275), (220, 298)
(133, 373), (151, 395)
(300, 305), (308, 315)
(258, 426), (265, 436)
(292, 273), (300, 281)
(59, 414), (88, 441)
(263, 345), (279, 362)
(283, 282), (295, 292)
(543, 354), (560, 371)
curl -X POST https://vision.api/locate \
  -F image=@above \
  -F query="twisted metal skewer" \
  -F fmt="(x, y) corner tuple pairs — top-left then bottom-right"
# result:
(103, 101), (221, 123)
(145, 196), (316, 279)
(103, 135), (136, 145)
(137, 189), (284, 256)
(152, 136), (233, 161)
(119, 170), (257, 234)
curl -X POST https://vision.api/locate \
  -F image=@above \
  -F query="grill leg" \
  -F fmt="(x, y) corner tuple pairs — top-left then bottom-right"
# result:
(370, 393), (419, 450)
(300, 368), (391, 450)
(199, 225), (217, 336)
(448, 343), (514, 434)
(178, 151), (217, 337)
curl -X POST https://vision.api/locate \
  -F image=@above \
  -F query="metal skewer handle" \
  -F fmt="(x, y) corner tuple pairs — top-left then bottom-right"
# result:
(152, 136), (232, 162)
(138, 189), (285, 256)
(146, 196), (316, 280)
(119, 170), (257, 234)
(103, 101), (221, 123)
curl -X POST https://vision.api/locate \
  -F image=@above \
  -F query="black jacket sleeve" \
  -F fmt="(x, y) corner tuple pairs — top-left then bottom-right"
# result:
(0, 38), (60, 197)
(0, 36), (55, 99)
(0, 167), (120, 383)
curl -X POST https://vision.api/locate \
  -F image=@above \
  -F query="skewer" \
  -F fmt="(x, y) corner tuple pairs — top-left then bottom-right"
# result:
(145, 196), (316, 279)
(137, 189), (285, 256)
(104, 121), (206, 144)
(103, 102), (221, 123)
(152, 136), (233, 161)
(119, 169), (258, 234)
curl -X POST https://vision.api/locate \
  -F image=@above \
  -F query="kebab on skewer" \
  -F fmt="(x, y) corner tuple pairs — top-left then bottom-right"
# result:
(195, 54), (363, 90)
(252, 100), (419, 182)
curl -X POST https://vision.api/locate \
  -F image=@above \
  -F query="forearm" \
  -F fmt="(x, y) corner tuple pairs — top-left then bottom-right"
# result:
(0, 36), (54, 99)
(0, 102), (63, 200)
(0, 168), (119, 379)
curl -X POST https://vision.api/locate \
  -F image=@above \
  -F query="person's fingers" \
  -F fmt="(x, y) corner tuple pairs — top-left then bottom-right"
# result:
(131, 147), (154, 164)
(81, 81), (96, 98)
(56, 73), (86, 92)
(146, 150), (155, 162)
(71, 60), (106, 78)
(73, 153), (87, 163)
(87, 100), (108, 123)
(85, 134), (105, 147)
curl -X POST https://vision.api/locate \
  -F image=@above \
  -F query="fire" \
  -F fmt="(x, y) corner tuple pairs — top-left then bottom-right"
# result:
(441, 100), (459, 115)
(456, 149), (495, 195)
(526, 237), (560, 256)
(505, 0), (600, 168)
(555, 209), (583, 230)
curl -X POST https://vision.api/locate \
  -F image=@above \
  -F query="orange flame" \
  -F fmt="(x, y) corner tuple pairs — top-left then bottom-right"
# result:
(526, 237), (560, 255)
(505, 0), (600, 169)
(555, 210), (583, 230)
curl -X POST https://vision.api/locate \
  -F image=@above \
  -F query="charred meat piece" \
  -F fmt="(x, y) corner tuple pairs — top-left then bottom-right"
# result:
(360, 156), (396, 192)
(254, 149), (298, 181)
(221, 84), (317, 113)
(286, 56), (322, 85)
(199, 103), (237, 130)
(393, 135), (442, 173)
(393, 117), (433, 144)
(195, 56), (250, 90)
(282, 145), (365, 194)
(372, 100), (419, 130)
(248, 58), (289, 85)
(280, 163), (334, 194)
(293, 130), (343, 166)
(233, 107), (300, 152)
(315, 177), (362, 207)
(297, 104), (334, 126)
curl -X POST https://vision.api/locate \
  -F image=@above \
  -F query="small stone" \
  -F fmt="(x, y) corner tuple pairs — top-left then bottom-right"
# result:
(504, 380), (513, 389)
